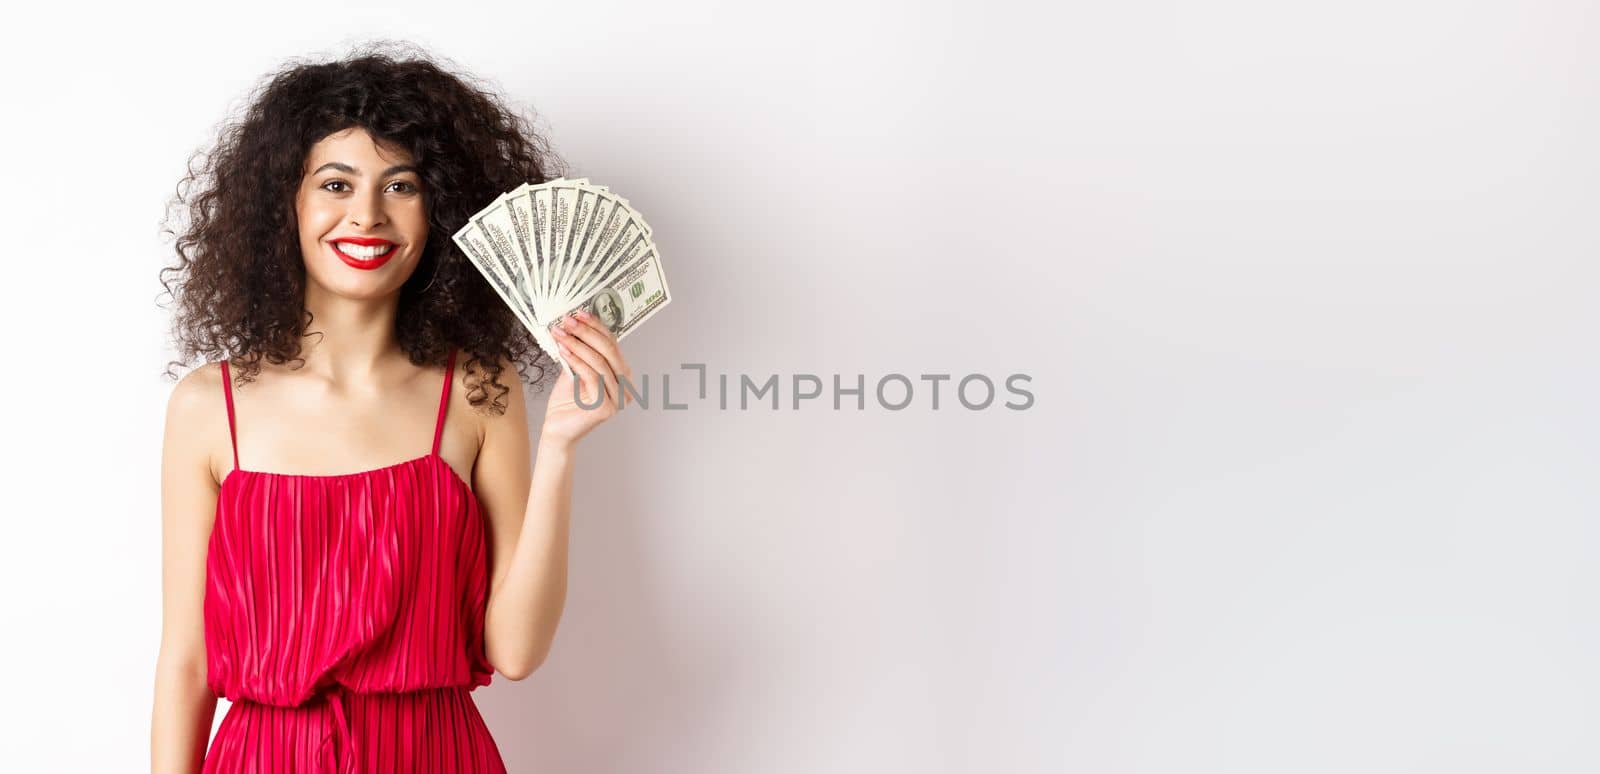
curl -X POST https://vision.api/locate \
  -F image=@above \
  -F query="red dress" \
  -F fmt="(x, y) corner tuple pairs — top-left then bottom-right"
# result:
(202, 348), (506, 773)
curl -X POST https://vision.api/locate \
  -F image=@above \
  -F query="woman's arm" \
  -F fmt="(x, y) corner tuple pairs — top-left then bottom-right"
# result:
(476, 404), (573, 680)
(476, 311), (631, 679)
(151, 367), (222, 773)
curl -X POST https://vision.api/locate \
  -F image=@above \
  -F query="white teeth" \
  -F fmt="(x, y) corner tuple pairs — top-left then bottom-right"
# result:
(333, 242), (393, 259)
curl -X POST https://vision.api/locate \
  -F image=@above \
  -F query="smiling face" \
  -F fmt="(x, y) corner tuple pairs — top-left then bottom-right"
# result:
(293, 127), (428, 298)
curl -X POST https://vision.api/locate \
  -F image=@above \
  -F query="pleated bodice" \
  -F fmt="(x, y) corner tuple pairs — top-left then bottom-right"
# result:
(202, 349), (495, 709)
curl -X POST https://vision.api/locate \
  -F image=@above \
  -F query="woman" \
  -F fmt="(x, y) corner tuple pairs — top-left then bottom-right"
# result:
(150, 44), (633, 772)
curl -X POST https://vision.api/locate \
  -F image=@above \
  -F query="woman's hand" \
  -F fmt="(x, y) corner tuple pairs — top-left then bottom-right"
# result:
(540, 309), (634, 448)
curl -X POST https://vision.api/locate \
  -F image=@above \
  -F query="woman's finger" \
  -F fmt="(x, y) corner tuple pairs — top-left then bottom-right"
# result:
(563, 311), (632, 385)
(552, 322), (618, 410)
(550, 324), (601, 399)
(556, 336), (601, 406)
(561, 314), (632, 409)
(557, 313), (628, 397)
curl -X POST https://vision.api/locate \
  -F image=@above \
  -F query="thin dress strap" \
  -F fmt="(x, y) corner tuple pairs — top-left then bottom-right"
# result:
(431, 348), (457, 457)
(220, 359), (239, 471)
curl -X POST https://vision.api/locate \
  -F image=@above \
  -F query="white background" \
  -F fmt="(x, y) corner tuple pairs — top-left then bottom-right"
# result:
(1, 1), (1596, 771)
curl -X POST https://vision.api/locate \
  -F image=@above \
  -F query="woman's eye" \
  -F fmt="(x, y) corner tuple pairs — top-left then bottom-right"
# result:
(318, 180), (419, 194)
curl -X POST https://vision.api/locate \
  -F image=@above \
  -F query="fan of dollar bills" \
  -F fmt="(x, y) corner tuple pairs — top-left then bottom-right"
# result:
(452, 177), (672, 374)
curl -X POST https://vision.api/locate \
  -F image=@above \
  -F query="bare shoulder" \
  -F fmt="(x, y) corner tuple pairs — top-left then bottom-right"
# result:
(466, 353), (534, 537)
(459, 353), (529, 436)
(164, 361), (226, 486)
(167, 361), (222, 427)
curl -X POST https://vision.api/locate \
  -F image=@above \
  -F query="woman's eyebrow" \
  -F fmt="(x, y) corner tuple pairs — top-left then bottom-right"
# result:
(311, 161), (419, 176)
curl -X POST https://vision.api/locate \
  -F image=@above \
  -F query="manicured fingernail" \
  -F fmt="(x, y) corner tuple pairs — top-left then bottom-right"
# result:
(552, 325), (566, 336)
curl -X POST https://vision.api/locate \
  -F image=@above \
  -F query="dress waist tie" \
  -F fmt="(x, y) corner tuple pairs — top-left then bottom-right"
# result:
(319, 684), (361, 774)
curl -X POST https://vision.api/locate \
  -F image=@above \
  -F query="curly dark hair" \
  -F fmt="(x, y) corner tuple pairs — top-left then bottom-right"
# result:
(158, 40), (565, 413)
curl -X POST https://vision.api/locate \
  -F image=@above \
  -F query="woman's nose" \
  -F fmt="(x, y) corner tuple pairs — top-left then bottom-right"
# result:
(348, 192), (386, 228)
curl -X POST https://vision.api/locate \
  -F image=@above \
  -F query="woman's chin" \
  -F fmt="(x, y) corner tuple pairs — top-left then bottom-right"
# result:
(304, 273), (406, 302)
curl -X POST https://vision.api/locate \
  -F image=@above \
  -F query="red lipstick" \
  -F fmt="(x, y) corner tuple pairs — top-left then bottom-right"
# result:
(329, 237), (399, 270)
